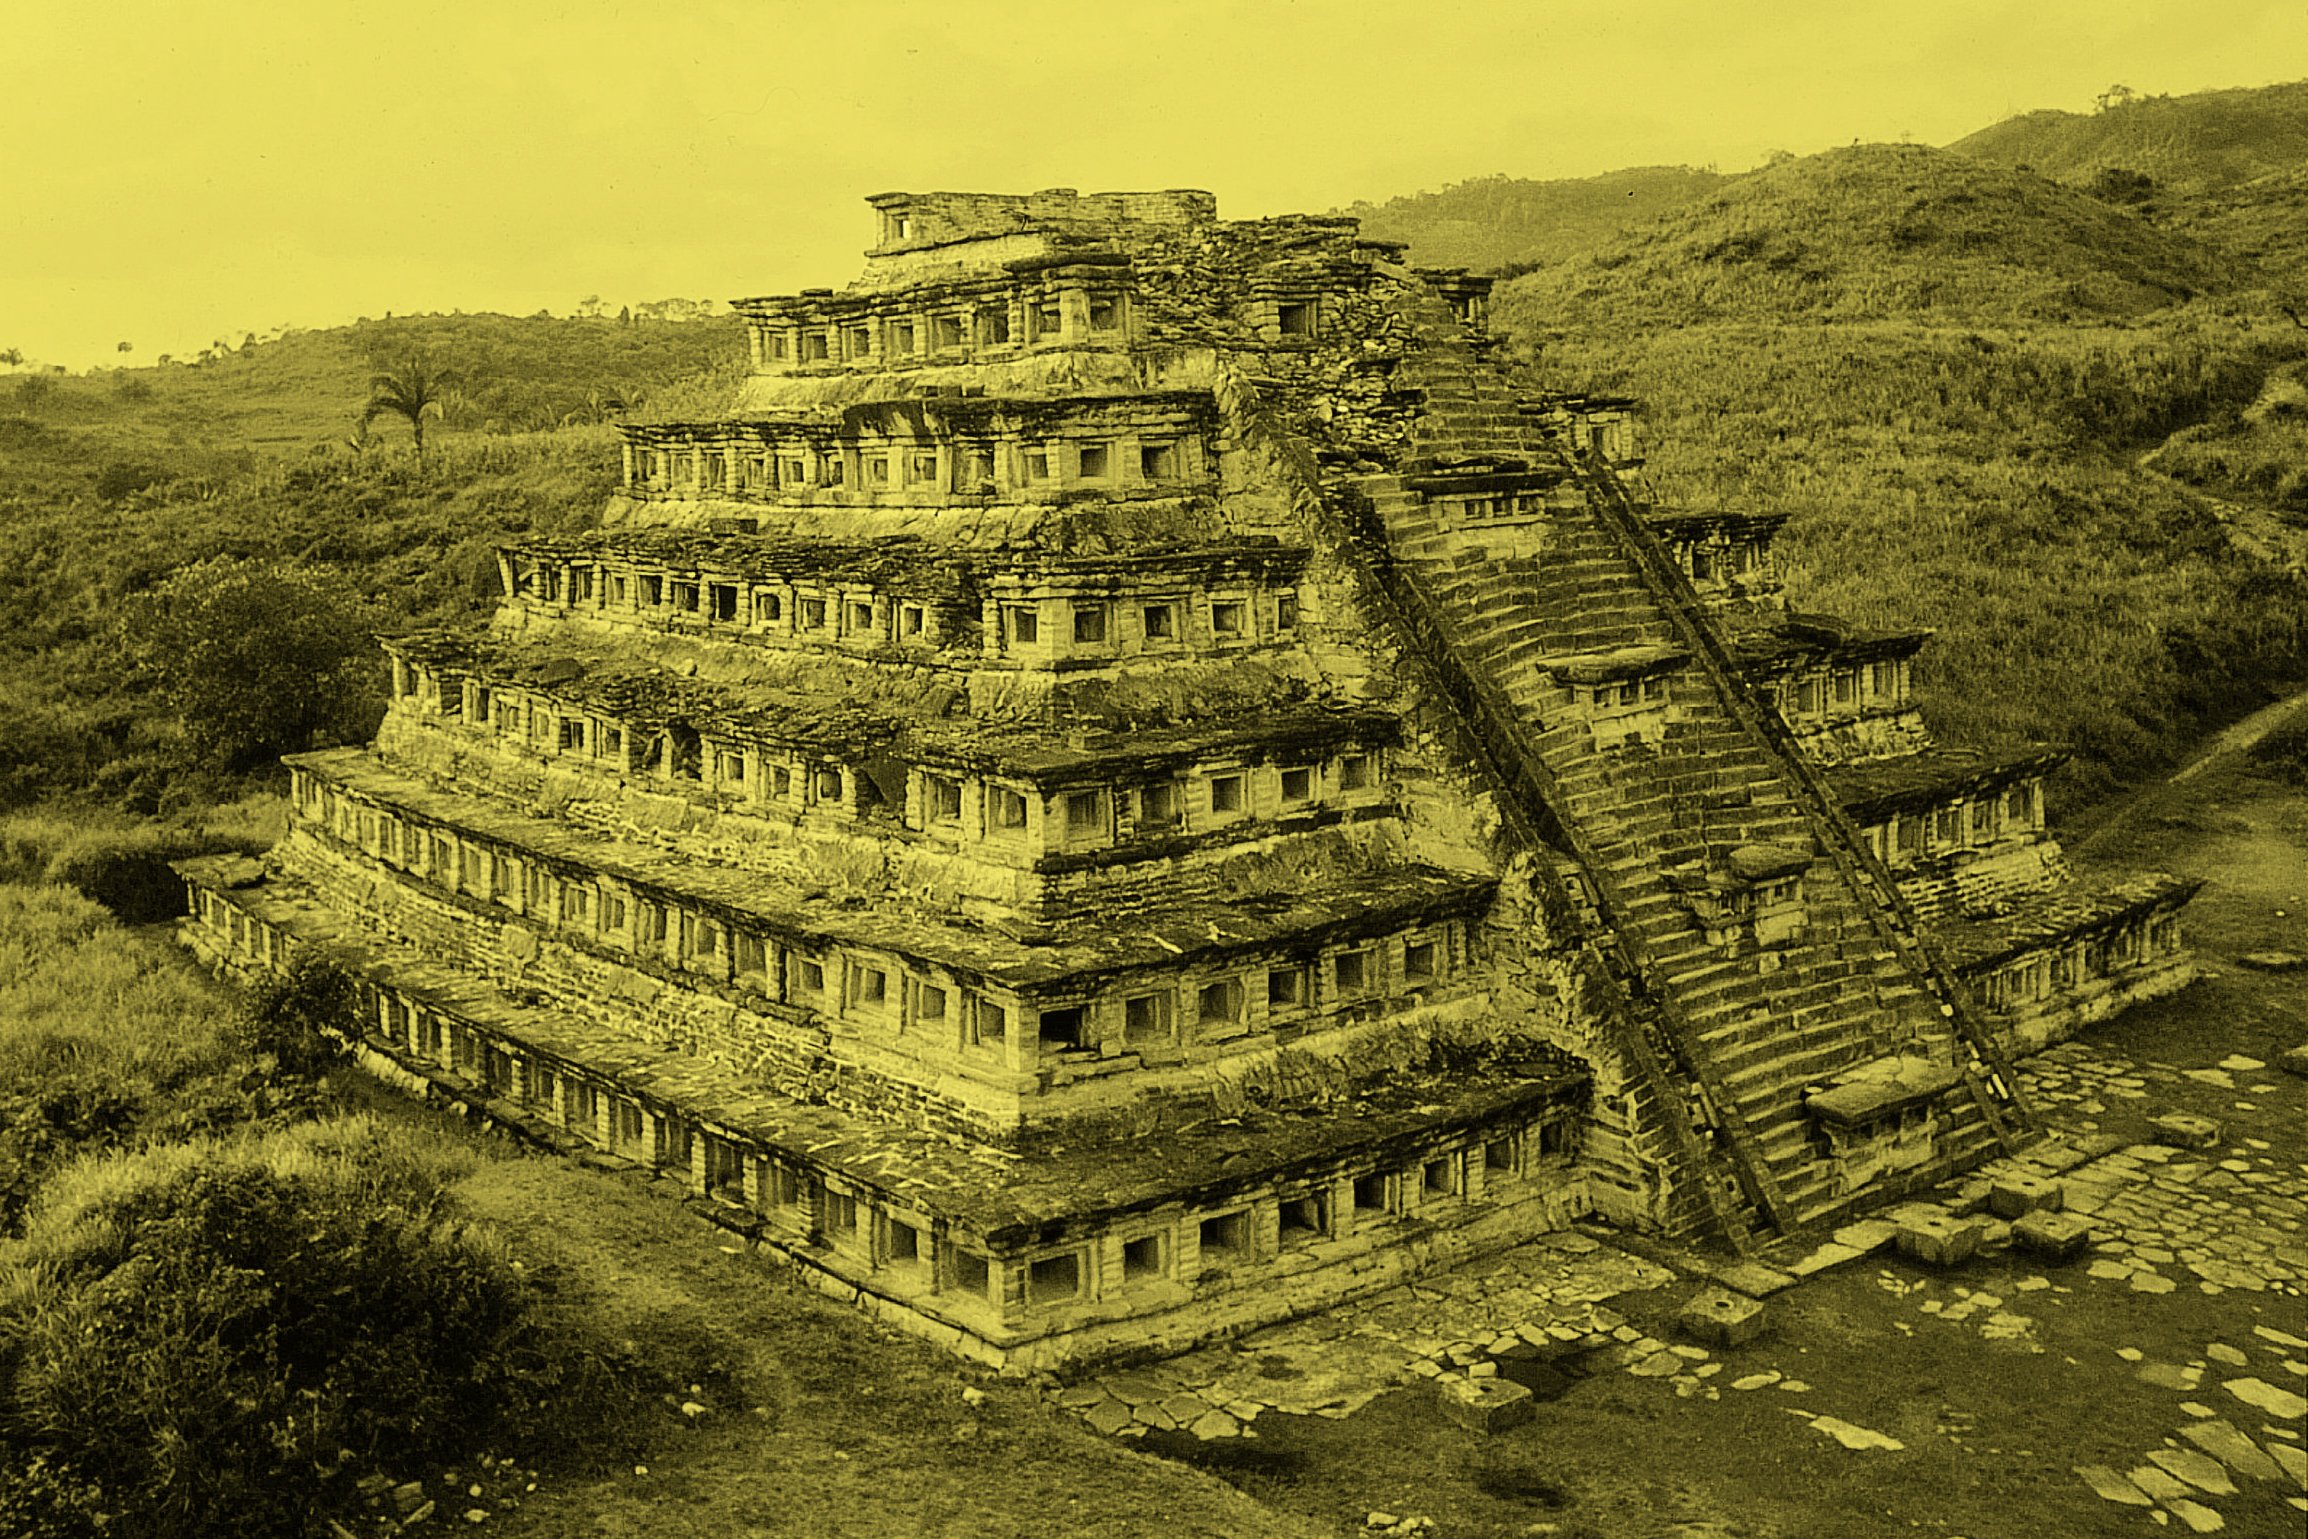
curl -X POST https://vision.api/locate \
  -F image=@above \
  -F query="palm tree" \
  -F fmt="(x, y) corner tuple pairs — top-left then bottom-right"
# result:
(363, 355), (457, 459)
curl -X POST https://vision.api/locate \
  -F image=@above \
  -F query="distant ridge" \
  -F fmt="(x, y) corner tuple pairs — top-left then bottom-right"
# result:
(1492, 143), (2237, 331)
(1336, 166), (1726, 272)
(1949, 79), (2308, 193)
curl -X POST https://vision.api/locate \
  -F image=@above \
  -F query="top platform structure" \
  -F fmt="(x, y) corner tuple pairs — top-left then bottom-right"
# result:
(865, 188), (1219, 255)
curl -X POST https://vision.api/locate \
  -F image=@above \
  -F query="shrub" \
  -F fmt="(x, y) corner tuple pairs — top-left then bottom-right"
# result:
(0, 883), (316, 1234)
(115, 557), (384, 771)
(93, 461), (166, 502)
(2248, 719), (2308, 788)
(230, 953), (355, 1077)
(0, 1117), (602, 1539)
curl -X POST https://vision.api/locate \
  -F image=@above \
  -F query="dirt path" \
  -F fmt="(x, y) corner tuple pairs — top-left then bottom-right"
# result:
(2068, 678), (2308, 856)
(2135, 447), (2308, 579)
(2168, 684), (2308, 785)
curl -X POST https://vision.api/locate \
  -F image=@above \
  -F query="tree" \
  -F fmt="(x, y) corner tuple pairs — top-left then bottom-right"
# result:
(2096, 83), (2138, 113)
(118, 558), (381, 769)
(361, 354), (456, 459)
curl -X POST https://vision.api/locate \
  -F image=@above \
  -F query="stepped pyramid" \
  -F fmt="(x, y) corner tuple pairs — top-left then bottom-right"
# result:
(176, 188), (2197, 1369)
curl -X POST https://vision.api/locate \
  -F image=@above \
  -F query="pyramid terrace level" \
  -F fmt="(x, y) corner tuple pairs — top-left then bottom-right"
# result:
(175, 187), (2199, 1369)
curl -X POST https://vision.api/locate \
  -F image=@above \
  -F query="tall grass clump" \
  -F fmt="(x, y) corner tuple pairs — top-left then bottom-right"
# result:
(0, 883), (336, 1232)
(0, 796), (283, 921)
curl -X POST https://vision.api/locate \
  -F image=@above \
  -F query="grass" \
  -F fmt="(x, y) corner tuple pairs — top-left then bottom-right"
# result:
(1339, 166), (1728, 273)
(2148, 364), (2308, 513)
(428, 1129), (1335, 1539)
(1497, 144), (2238, 329)
(1949, 79), (2308, 196)
(0, 884), (234, 1097)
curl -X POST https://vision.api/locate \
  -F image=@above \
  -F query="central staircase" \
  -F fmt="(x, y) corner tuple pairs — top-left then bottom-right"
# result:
(1314, 285), (2037, 1239)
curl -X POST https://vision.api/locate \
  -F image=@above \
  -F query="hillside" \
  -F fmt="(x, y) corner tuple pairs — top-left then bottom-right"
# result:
(1495, 142), (2240, 331)
(2163, 163), (2308, 277)
(1951, 79), (2308, 194)
(1336, 166), (1726, 273)
(1492, 139), (2308, 805)
(2, 312), (744, 493)
(0, 311), (747, 813)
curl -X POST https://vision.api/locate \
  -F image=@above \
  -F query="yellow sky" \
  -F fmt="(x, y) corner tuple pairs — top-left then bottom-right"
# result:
(3, 0), (2301, 370)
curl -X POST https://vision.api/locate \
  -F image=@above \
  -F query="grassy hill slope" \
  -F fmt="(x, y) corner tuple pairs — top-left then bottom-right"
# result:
(1496, 145), (2308, 805)
(1497, 143), (2238, 329)
(1336, 166), (1727, 273)
(0, 312), (747, 813)
(2163, 163), (2308, 277)
(1950, 79), (2308, 193)
(5, 312), (744, 495)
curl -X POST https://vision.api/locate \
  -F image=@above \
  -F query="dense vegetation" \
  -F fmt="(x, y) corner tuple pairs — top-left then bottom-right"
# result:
(0, 314), (745, 819)
(0, 888), (702, 1538)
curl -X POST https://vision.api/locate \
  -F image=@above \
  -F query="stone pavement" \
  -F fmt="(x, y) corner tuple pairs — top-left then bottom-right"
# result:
(1055, 1038), (2308, 1521)
(1054, 1231), (1677, 1439)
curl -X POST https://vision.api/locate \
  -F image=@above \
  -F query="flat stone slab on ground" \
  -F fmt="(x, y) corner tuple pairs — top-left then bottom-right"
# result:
(2151, 1112), (2224, 1150)
(1678, 1287), (1766, 1349)
(1709, 1260), (1797, 1296)
(2181, 1419), (2287, 1483)
(1801, 1413), (1903, 1451)
(1831, 1218), (1900, 1253)
(2149, 1448), (2239, 1496)
(2074, 1464), (2153, 1505)
(1437, 1375), (1534, 1434)
(1785, 1240), (1866, 1277)
(2237, 951), (2308, 971)
(2013, 1209), (2095, 1261)
(2165, 1498), (2226, 1533)
(2222, 1376), (2308, 1420)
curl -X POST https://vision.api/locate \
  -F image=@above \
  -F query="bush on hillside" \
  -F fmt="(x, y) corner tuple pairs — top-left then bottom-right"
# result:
(2247, 720), (2308, 789)
(232, 952), (356, 1077)
(0, 811), (245, 923)
(116, 557), (383, 771)
(0, 1118), (615, 1539)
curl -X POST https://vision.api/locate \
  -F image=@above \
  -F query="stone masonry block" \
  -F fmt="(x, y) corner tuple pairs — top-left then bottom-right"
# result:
(2149, 1113), (2222, 1150)
(1894, 1213), (1982, 1267)
(1989, 1174), (2065, 1220)
(1438, 1375), (1536, 1434)
(1678, 1287), (1766, 1349)
(2012, 1209), (2094, 1262)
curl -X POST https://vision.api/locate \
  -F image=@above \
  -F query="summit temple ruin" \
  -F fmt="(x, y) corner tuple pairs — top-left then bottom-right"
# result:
(176, 188), (2201, 1370)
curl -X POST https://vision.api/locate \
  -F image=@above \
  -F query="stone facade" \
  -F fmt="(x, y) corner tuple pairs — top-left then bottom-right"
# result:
(175, 187), (2195, 1370)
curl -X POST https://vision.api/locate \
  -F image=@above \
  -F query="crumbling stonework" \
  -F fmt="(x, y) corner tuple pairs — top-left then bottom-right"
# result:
(175, 187), (2197, 1370)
